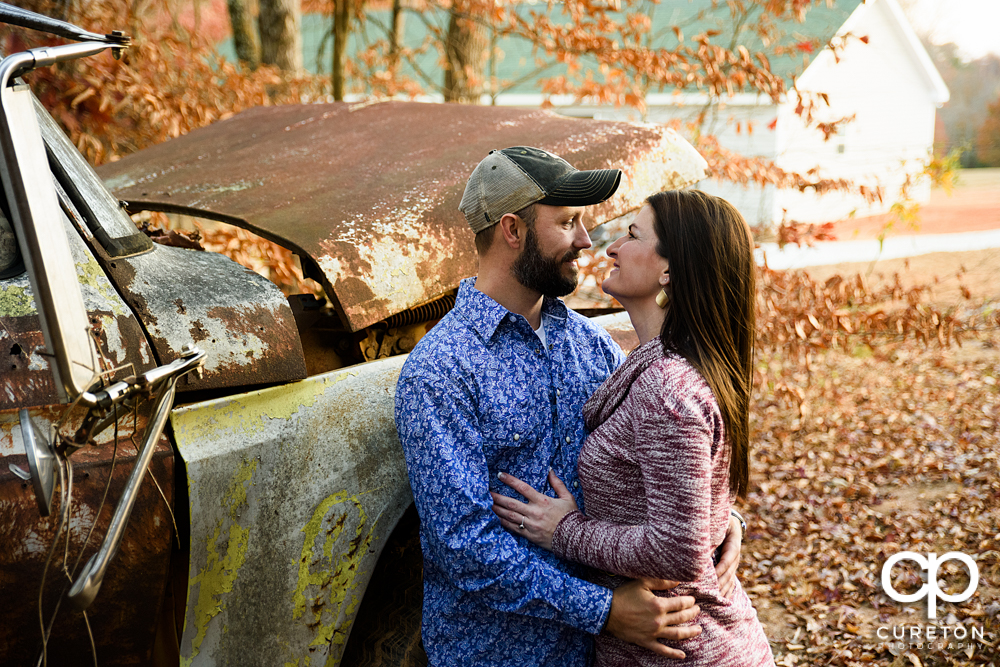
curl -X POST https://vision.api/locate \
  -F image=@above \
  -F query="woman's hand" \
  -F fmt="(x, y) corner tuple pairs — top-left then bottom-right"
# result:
(490, 470), (578, 551)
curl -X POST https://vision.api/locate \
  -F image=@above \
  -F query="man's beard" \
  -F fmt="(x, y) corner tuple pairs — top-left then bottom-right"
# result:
(511, 225), (580, 297)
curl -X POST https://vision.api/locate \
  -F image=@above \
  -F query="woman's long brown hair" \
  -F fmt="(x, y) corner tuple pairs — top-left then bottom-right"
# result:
(647, 190), (756, 499)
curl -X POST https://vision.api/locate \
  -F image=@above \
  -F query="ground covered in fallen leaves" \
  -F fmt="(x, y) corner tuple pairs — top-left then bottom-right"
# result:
(745, 280), (999, 666)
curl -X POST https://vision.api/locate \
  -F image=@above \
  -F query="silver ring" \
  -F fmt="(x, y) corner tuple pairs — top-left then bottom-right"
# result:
(518, 516), (525, 530)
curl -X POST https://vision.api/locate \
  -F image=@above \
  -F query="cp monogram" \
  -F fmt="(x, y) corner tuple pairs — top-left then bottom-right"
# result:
(881, 551), (979, 619)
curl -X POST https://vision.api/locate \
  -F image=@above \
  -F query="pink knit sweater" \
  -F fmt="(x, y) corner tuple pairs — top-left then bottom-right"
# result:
(552, 339), (774, 667)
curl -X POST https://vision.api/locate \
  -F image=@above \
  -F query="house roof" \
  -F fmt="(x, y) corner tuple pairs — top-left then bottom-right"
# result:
(858, 0), (949, 104)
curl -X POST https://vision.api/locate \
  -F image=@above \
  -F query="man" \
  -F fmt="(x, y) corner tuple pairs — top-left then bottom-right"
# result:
(394, 147), (743, 666)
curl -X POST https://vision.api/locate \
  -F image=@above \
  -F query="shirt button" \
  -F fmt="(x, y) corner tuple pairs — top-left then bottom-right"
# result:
(513, 434), (520, 441)
(573, 481), (579, 489)
(556, 389), (561, 396)
(565, 436), (571, 443)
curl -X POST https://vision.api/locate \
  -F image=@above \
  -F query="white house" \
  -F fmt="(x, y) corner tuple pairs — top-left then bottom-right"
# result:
(493, 0), (950, 226)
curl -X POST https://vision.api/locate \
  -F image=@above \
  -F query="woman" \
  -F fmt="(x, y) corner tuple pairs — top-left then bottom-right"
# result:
(491, 190), (774, 666)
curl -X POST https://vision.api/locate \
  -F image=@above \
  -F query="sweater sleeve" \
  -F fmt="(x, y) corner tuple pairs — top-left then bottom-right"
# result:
(551, 361), (717, 582)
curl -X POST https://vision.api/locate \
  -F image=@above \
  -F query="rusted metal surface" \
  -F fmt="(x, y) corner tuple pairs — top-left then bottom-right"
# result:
(0, 405), (175, 666)
(96, 241), (308, 393)
(99, 101), (708, 332)
(593, 310), (640, 353)
(30, 97), (308, 396)
(0, 211), (155, 411)
(169, 354), (413, 666)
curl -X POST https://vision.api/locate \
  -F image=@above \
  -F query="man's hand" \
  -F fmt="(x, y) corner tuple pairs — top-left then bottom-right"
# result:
(715, 515), (743, 598)
(604, 578), (701, 659)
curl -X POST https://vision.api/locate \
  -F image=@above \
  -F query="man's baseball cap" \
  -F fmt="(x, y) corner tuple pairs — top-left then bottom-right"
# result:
(460, 146), (622, 233)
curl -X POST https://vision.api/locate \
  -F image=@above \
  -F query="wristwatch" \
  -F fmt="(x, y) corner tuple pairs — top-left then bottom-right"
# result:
(730, 508), (747, 535)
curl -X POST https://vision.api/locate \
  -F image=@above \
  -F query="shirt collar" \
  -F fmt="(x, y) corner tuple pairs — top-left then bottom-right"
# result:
(541, 292), (568, 322)
(455, 277), (569, 342)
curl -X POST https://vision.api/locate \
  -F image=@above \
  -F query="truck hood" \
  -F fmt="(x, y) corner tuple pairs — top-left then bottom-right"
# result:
(98, 101), (707, 332)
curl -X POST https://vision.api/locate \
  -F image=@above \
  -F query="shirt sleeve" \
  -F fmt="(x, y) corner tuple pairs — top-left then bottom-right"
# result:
(394, 371), (613, 634)
(550, 364), (716, 582)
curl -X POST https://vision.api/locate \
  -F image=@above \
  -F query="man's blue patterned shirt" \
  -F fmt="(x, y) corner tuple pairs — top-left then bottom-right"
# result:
(395, 278), (627, 667)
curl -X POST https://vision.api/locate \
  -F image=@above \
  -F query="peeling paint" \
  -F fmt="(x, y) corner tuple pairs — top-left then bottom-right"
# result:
(27, 350), (50, 372)
(104, 242), (307, 393)
(291, 491), (377, 651)
(183, 457), (258, 667)
(172, 358), (411, 666)
(293, 491), (349, 622)
(0, 210), (156, 411)
(0, 407), (175, 665)
(183, 522), (251, 667)
(172, 371), (358, 445)
(76, 256), (126, 316)
(225, 456), (259, 518)
(0, 284), (35, 317)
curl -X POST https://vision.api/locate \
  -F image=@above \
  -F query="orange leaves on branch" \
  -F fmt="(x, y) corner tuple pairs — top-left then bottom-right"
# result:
(695, 132), (882, 204)
(491, 0), (789, 105)
(815, 114), (855, 141)
(6, 0), (326, 166)
(767, 219), (837, 248)
(754, 267), (968, 359)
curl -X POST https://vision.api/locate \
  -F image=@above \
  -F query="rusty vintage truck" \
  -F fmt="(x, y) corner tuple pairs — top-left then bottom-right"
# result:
(0, 6), (708, 666)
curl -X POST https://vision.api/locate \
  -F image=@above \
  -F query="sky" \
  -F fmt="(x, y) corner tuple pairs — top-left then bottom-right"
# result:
(901, 0), (1000, 60)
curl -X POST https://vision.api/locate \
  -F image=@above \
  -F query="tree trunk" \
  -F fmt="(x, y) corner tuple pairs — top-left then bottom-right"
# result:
(227, 0), (261, 69)
(259, 0), (303, 73)
(444, 0), (489, 104)
(332, 0), (350, 100)
(389, 0), (404, 77)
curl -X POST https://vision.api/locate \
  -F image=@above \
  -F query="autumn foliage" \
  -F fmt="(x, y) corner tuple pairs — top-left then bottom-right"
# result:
(1, 0), (326, 165)
(744, 322), (1000, 666)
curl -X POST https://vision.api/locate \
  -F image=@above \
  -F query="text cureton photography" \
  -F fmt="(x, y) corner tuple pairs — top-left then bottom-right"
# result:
(873, 551), (989, 658)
